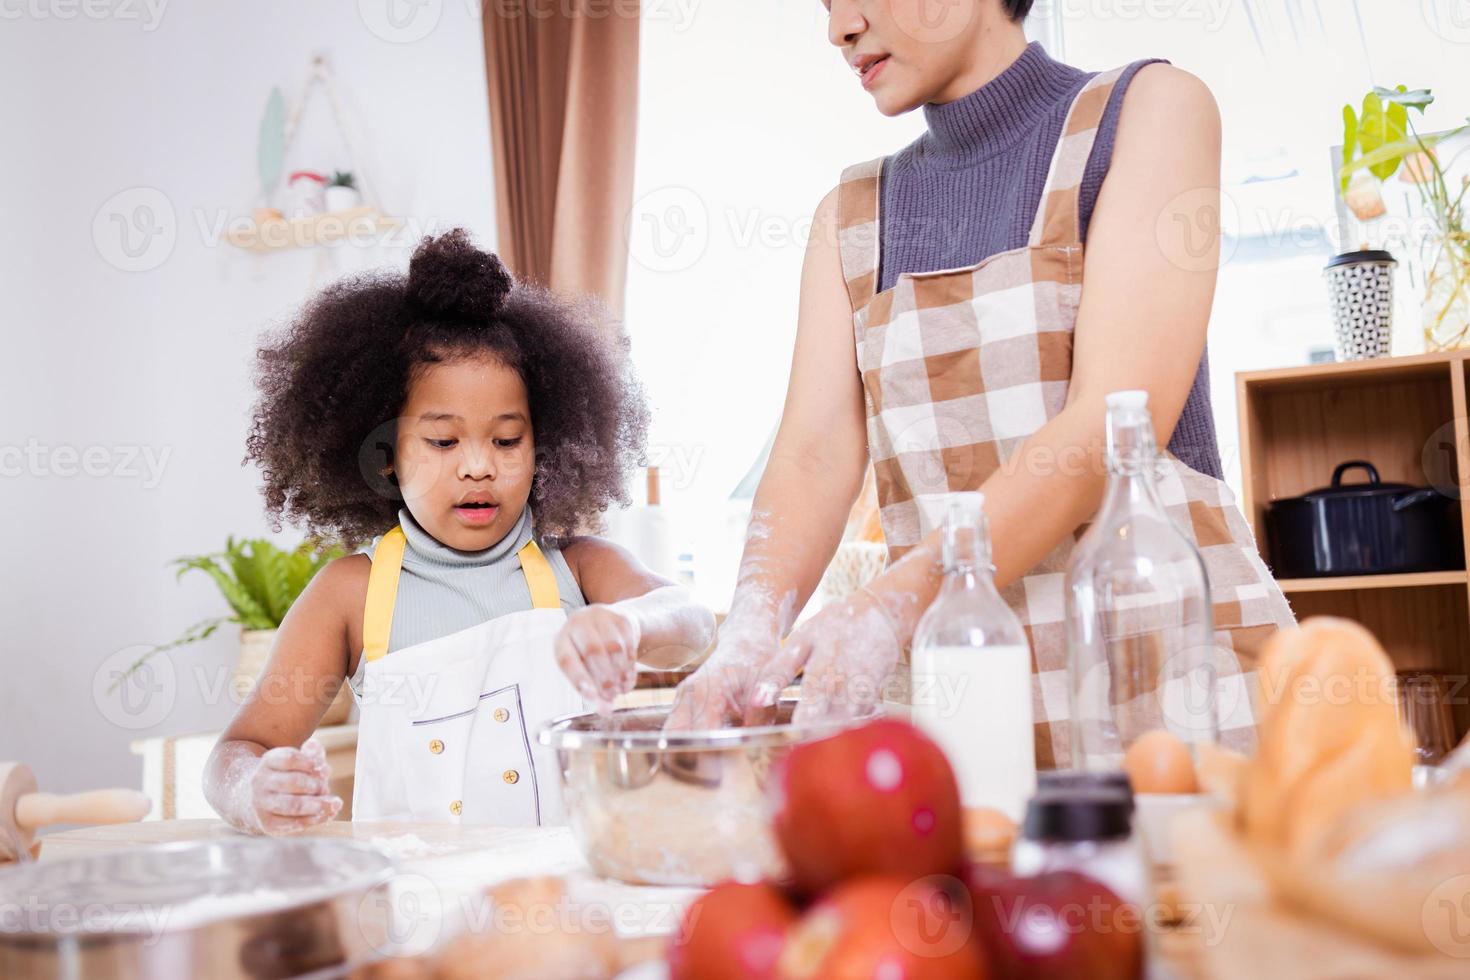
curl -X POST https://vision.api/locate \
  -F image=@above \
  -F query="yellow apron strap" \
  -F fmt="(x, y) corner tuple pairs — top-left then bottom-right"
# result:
(363, 527), (561, 664)
(518, 539), (562, 610)
(362, 526), (407, 664)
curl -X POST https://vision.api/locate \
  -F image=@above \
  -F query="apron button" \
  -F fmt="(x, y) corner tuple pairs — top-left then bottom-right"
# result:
(429, 739), (445, 754)
(493, 708), (510, 723)
(502, 769), (519, 785)
(449, 800), (463, 816)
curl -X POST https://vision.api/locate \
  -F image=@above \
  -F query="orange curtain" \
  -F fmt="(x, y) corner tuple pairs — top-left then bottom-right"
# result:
(482, 0), (640, 315)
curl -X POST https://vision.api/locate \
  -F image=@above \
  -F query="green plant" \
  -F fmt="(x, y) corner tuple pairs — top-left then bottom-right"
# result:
(1340, 87), (1467, 200)
(327, 170), (356, 189)
(111, 537), (344, 689)
(1339, 86), (1470, 345)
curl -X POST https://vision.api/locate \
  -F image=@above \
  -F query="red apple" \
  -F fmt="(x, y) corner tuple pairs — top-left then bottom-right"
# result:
(668, 880), (799, 980)
(776, 875), (988, 980)
(770, 719), (964, 894)
(965, 869), (1144, 980)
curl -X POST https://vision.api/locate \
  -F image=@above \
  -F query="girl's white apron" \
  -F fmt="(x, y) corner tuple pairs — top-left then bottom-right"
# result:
(349, 525), (584, 825)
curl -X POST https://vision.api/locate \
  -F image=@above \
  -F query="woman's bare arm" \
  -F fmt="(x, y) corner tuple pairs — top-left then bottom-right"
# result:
(665, 187), (871, 729)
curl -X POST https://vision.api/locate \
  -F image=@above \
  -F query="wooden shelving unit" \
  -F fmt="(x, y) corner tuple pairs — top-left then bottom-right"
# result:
(1277, 571), (1469, 594)
(1238, 351), (1470, 737)
(224, 206), (402, 253)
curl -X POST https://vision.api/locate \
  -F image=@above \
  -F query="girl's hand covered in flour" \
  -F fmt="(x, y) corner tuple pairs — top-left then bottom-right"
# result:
(555, 604), (641, 714)
(237, 738), (341, 836)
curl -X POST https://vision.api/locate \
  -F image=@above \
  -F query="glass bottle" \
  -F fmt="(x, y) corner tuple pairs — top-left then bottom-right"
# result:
(912, 492), (1036, 821)
(1011, 786), (1147, 908)
(1065, 391), (1219, 771)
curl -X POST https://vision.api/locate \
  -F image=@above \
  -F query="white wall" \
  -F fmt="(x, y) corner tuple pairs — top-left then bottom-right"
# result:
(0, 1), (498, 796)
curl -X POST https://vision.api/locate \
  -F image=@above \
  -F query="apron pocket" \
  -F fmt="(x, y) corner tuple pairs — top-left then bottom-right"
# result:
(461, 684), (541, 826)
(402, 708), (476, 821)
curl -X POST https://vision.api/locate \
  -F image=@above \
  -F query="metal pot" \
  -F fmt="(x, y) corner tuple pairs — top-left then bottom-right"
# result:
(0, 838), (394, 980)
(538, 699), (871, 888)
(1266, 460), (1464, 578)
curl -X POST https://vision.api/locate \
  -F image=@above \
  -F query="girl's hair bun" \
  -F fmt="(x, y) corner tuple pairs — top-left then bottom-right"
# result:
(405, 229), (513, 320)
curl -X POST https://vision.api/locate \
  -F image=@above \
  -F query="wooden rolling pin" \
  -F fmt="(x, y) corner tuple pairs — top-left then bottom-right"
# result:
(0, 761), (151, 864)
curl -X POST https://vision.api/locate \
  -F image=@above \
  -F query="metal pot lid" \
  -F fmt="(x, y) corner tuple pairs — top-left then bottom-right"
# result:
(1273, 461), (1425, 505)
(0, 838), (393, 937)
(1324, 249), (1398, 270)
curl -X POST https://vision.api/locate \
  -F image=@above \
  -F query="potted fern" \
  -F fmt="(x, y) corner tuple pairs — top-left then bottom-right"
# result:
(1339, 86), (1470, 350)
(129, 538), (351, 725)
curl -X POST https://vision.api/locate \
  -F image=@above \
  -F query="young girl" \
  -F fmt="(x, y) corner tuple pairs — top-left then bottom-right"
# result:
(205, 230), (716, 835)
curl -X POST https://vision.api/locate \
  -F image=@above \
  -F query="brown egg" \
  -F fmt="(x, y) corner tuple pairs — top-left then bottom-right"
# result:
(1124, 729), (1199, 795)
(963, 806), (1018, 864)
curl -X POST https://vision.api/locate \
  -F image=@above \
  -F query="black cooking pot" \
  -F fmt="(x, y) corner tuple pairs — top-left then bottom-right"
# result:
(1266, 461), (1464, 578)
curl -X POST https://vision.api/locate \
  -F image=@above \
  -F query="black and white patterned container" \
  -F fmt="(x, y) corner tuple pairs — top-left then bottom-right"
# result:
(1324, 250), (1397, 361)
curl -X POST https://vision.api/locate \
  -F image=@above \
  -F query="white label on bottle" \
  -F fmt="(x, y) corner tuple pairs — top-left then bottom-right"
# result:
(911, 645), (1036, 823)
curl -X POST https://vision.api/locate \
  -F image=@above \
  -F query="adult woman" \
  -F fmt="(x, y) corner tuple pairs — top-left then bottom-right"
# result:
(668, 0), (1294, 766)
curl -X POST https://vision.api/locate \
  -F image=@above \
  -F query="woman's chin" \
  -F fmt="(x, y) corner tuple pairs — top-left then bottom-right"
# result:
(870, 85), (925, 118)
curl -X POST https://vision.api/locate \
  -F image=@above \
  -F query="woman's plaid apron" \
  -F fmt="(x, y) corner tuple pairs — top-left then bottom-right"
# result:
(838, 67), (1295, 769)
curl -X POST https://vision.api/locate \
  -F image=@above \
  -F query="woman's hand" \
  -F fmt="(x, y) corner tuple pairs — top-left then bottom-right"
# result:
(555, 604), (641, 713)
(242, 738), (341, 836)
(665, 627), (786, 731)
(782, 586), (909, 725)
(665, 578), (916, 729)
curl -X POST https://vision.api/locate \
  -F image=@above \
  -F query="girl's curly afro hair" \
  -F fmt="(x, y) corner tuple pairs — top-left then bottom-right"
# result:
(246, 229), (649, 546)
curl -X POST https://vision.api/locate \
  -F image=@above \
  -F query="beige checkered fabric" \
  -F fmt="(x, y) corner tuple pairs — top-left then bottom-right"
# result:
(838, 68), (1295, 770)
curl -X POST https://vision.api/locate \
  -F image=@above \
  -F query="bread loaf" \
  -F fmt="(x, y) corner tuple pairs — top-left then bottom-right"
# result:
(1242, 618), (1415, 855)
(1268, 774), (1470, 955)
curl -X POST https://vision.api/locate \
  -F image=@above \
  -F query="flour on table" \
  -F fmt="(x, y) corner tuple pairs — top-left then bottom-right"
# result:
(367, 833), (458, 860)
